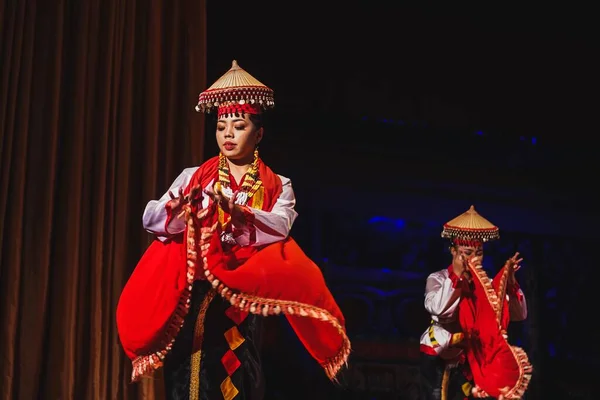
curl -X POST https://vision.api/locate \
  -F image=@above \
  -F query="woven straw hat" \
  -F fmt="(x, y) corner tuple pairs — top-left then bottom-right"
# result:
(441, 205), (500, 244)
(195, 60), (274, 114)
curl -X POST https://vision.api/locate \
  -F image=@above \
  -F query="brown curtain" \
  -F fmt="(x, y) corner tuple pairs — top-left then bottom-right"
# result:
(0, 0), (206, 399)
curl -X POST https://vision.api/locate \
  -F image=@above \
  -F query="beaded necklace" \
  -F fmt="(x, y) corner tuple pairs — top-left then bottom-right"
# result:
(217, 149), (262, 206)
(216, 150), (265, 239)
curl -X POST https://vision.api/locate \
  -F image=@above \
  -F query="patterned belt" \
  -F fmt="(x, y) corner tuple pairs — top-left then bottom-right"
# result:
(429, 319), (464, 348)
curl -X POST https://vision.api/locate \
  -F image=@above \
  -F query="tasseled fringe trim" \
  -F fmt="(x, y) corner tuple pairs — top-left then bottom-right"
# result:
(469, 262), (503, 327)
(129, 207), (212, 382)
(441, 225), (500, 243)
(503, 345), (533, 399)
(495, 263), (510, 323)
(472, 352), (532, 399)
(467, 261), (533, 399)
(129, 204), (351, 382)
(191, 210), (351, 381)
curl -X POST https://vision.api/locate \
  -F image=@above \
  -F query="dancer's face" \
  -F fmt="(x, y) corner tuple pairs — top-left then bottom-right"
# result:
(452, 245), (484, 265)
(216, 113), (263, 164)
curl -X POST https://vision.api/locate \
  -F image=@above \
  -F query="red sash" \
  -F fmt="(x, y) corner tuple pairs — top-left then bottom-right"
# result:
(458, 262), (532, 398)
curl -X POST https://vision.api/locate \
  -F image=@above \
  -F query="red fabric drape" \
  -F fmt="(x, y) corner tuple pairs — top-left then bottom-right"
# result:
(458, 264), (532, 398)
(117, 155), (350, 381)
(0, 1), (206, 399)
(116, 156), (283, 363)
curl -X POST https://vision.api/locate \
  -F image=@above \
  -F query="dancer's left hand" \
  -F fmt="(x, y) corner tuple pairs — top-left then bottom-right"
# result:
(507, 252), (523, 285)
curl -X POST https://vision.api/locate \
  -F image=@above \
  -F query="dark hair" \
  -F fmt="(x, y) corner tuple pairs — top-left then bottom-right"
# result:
(249, 113), (263, 129)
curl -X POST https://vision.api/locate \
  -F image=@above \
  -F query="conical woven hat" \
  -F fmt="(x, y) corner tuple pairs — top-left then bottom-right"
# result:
(195, 60), (274, 113)
(441, 205), (500, 243)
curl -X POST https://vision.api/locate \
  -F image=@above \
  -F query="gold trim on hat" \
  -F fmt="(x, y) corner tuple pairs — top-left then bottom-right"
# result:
(195, 60), (275, 113)
(441, 205), (500, 242)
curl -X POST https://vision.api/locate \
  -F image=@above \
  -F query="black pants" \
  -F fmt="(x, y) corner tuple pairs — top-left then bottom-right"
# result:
(163, 281), (265, 400)
(419, 353), (478, 400)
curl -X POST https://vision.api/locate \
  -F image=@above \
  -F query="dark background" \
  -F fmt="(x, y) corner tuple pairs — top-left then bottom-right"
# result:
(206, 1), (598, 211)
(205, 2), (598, 399)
